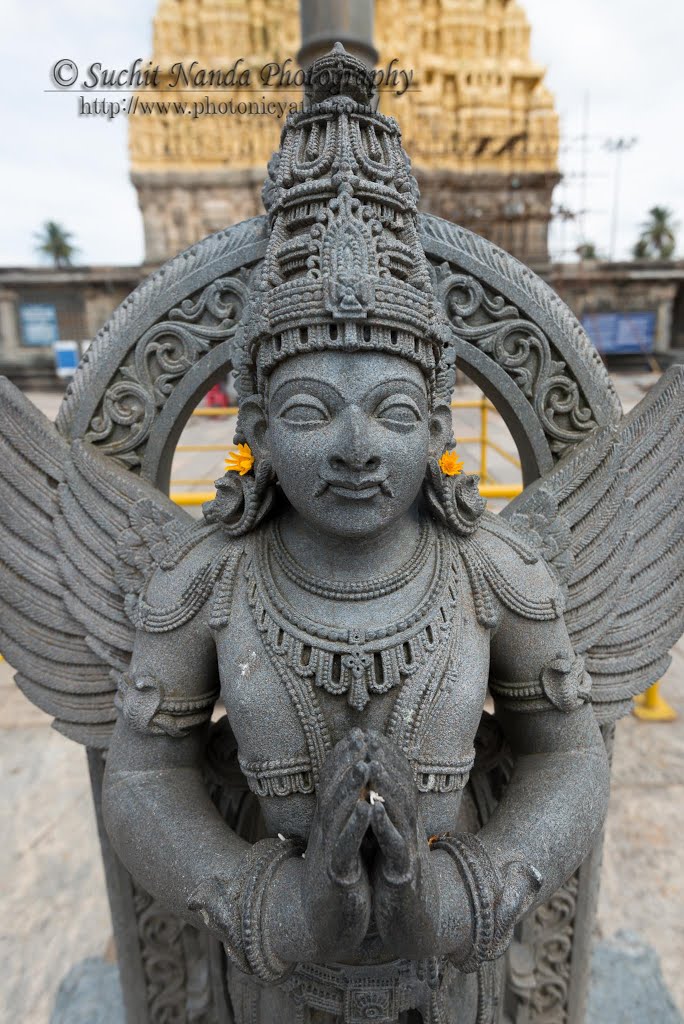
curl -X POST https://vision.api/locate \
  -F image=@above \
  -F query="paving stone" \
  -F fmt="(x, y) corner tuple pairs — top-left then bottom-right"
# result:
(50, 958), (124, 1024)
(587, 932), (684, 1024)
(48, 932), (684, 1024)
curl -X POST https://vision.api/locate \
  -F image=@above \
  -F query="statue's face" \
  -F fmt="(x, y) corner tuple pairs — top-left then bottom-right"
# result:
(264, 350), (435, 538)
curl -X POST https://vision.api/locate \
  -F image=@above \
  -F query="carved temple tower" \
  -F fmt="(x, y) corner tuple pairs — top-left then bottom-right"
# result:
(375, 0), (560, 264)
(129, 0), (299, 264)
(130, 0), (559, 265)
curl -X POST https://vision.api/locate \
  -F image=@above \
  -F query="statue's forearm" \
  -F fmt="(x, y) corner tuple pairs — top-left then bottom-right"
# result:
(102, 722), (249, 924)
(433, 709), (610, 967)
(479, 744), (609, 901)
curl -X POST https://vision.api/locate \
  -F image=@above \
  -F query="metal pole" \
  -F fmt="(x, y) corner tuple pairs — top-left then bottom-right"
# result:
(604, 137), (637, 260)
(579, 92), (590, 247)
(297, 0), (378, 70)
(610, 147), (622, 260)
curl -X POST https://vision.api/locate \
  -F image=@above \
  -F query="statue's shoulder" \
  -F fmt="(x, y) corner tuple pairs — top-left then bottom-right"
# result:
(457, 513), (564, 629)
(472, 512), (550, 576)
(132, 524), (245, 633)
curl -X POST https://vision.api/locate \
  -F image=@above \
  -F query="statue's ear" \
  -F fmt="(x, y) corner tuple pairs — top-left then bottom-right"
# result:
(429, 402), (453, 456)
(237, 396), (269, 459)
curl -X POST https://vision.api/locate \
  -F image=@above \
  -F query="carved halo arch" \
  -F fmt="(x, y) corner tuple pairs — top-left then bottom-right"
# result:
(56, 213), (622, 496)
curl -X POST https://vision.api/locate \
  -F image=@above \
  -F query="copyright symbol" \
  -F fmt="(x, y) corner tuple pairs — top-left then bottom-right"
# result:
(52, 59), (79, 88)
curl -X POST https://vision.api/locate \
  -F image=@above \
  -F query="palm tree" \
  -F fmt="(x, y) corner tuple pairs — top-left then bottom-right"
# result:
(576, 241), (599, 261)
(631, 238), (650, 260)
(34, 221), (78, 267)
(634, 206), (678, 260)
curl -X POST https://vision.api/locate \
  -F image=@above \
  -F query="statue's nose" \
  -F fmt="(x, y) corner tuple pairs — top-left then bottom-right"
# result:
(329, 452), (380, 474)
(329, 410), (380, 474)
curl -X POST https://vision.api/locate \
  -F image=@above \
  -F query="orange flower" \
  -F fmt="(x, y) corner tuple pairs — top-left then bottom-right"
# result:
(225, 443), (254, 476)
(438, 449), (464, 476)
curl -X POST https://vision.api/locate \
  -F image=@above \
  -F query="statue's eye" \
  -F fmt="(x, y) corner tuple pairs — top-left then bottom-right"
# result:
(374, 395), (422, 429)
(278, 396), (330, 426)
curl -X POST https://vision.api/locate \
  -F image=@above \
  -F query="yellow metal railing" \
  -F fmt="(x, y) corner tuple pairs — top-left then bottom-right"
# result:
(170, 395), (523, 506)
(632, 682), (677, 722)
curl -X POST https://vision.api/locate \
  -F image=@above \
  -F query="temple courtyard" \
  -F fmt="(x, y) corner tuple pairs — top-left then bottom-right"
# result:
(1, 368), (683, 1022)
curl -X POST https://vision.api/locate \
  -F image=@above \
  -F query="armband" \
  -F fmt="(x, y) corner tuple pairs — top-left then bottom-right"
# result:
(114, 671), (218, 737)
(489, 653), (591, 713)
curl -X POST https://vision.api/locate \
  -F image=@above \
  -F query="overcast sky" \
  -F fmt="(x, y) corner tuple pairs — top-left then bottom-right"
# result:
(2, 0), (682, 266)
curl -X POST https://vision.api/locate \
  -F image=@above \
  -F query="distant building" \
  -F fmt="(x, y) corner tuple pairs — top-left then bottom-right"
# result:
(0, 266), (140, 386)
(376, 0), (560, 263)
(129, 0), (298, 265)
(129, 0), (560, 264)
(3, 3), (683, 383)
(3, 260), (683, 387)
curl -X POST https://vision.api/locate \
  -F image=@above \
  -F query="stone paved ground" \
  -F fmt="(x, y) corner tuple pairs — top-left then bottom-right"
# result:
(1, 369), (682, 1021)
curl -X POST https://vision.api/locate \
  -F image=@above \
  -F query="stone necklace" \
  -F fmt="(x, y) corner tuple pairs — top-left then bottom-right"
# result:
(245, 520), (459, 718)
(270, 518), (431, 601)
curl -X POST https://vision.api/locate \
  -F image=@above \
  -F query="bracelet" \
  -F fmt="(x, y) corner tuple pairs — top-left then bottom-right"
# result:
(432, 833), (541, 973)
(188, 836), (303, 983)
(433, 833), (496, 973)
(242, 837), (303, 983)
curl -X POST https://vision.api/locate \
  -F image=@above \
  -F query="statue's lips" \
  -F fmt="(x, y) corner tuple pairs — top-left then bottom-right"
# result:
(321, 477), (388, 500)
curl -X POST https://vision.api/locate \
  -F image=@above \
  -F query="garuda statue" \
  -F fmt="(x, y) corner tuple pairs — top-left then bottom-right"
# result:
(2, 45), (683, 1024)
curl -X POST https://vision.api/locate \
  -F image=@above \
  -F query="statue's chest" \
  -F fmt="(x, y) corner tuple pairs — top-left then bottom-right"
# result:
(213, 529), (489, 830)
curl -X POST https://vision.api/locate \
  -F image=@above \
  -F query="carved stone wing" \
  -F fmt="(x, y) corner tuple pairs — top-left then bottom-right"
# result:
(0, 378), (194, 747)
(502, 366), (684, 719)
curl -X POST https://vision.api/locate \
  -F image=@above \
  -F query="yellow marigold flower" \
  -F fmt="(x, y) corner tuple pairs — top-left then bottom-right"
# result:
(225, 443), (254, 476)
(439, 449), (464, 476)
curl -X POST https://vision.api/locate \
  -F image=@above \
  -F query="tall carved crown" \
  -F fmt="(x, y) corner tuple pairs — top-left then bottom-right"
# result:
(237, 43), (454, 406)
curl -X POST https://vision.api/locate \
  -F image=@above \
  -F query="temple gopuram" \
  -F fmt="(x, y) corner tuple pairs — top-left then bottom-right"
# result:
(128, 0), (299, 264)
(3, 1), (682, 385)
(129, 0), (560, 264)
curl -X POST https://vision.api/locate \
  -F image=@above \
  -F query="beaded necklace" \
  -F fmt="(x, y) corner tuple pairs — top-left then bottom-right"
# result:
(270, 517), (431, 601)
(238, 520), (470, 793)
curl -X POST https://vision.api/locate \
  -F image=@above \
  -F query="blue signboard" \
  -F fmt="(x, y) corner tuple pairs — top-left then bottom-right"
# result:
(18, 303), (60, 347)
(53, 341), (80, 378)
(582, 312), (656, 355)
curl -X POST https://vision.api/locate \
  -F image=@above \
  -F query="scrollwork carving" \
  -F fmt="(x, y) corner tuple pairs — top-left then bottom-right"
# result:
(507, 872), (579, 1024)
(84, 272), (254, 468)
(133, 882), (220, 1024)
(419, 215), (622, 432)
(431, 264), (597, 457)
(134, 884), (189, 1023)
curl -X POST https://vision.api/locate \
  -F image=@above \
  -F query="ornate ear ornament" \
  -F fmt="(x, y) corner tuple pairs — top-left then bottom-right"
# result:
(423, 452), (487, 536)
(203, 449), (277, 537)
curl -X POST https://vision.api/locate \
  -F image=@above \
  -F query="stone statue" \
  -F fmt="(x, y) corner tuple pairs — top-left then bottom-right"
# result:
(2, 45), (684, 1024)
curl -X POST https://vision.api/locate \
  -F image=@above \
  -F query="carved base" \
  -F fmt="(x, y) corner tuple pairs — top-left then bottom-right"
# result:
(87, 749), (232, 1024)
